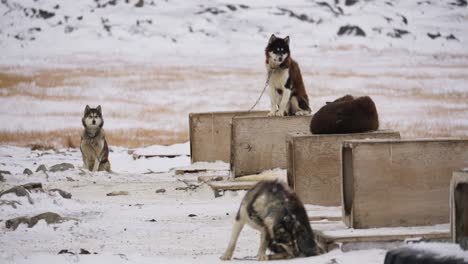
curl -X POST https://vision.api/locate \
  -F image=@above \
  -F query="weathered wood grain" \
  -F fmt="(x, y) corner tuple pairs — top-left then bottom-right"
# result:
(287, 130), (400, 206)
(230, 115), (312, 177)
(189, 111), (267, 163)
(342, 139), (468, 228)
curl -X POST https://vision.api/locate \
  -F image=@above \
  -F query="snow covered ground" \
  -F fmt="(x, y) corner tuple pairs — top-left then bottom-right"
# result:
(0, 145), (390, 264)
(1, 145), (467, 263)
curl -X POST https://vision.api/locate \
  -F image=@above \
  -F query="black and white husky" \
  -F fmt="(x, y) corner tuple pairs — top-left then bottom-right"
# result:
(265, 34), (311, 117)
(220, 181), (317, 261)
(80, 105), (111, 172)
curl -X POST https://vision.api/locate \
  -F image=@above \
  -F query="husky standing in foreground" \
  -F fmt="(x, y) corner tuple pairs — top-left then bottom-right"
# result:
(80, 105), (111, 172)
(265, 34), (311, 117)
(220, 181), (317, 261)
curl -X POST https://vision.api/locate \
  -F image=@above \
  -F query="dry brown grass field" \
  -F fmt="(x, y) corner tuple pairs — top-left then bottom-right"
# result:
(1, 59), (467, 149)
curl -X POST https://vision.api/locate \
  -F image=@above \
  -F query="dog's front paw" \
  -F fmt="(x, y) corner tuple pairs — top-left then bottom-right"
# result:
(275, 110), (286, 117)
(257, 254), (269, 261)
(220, 253), (232, 261)
(295, 110), (310, 116)
(267, 110), (277, 117)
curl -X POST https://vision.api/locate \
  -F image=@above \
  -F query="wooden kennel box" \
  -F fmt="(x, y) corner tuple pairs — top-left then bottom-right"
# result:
(230, 115), (312, 178)
(287, 130), (400, 206)
(342, 139), (468, 228)
(189, 111), (267, 163)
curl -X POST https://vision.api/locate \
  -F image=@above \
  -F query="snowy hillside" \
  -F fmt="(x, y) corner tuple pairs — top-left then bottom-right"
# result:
(1, 0), (467, 64)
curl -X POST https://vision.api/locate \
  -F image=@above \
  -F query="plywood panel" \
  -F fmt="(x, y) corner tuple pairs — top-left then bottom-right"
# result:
(287, 130), (400, 206)
(342, 139), (468, 228)
(230, 115), (312, 177)
(189, 111), (267, 163)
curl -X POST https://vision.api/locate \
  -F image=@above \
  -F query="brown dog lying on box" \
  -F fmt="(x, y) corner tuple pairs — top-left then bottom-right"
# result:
(310, 95), (379, 134)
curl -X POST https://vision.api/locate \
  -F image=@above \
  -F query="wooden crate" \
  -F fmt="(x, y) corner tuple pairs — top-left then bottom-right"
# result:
(342, 139), (468, 229)
(287, 130), (400, 206)
(189, 111), (267, 163)
(450, 169), (468, 250)
(230, 115), (312, 177)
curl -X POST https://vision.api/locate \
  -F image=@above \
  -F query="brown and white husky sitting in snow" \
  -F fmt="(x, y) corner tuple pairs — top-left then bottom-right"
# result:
(265, 34), (311, 116)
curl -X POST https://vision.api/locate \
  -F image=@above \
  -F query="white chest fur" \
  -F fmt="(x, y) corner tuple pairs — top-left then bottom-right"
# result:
(268, 68), (289, 90)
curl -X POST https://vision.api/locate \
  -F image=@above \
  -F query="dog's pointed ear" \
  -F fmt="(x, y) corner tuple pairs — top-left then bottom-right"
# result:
(84, 105), (90, 115)
(284, 36), (290, 45)
(97, 105), (102, 115)
(269, 34), (276, 44)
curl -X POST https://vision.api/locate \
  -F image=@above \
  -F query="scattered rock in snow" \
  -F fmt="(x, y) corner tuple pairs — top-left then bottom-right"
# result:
(49, 163), (74, 172)
(428, 32), (441, 39)
(276, 7), (316, 23)
(23, 8), (55, 20)
(58, 249), (75, 255)
(417, 1), (431, 5)
(175, 179), (201, 191)
(64, 26), (75, 34)
(345, 0), (358, 5)
(317, 2), (343, 16)
(5, 212), (66, 230)
(135, 0), (144, 8)
(196, 7), (226, 15)
(23, 168), (33, 175)
(0, 170), (9, 181)
(106, 191), (129, 196)
(155, 188), (166, 193)
(0, 185), (36, 204)
(22, 182), (44, 191)
(387, 28), (410, 38)
(0, 200), (22, 209)
(450, 0), (467, 7)
(212, 176), (224, 181)
(0, 170), (11, 176)
(399, 14), (408, 25)
(49, 188), (72, 199)
(136, 19), (152, 26)
(446, 34), (458, 41)
(101, 17), (112, 33)
(337, 25), (366, 36)
(0, 182), (43, 204)
(36, 164), (48, 173)
(80, 249), (91, 255)
(58, 249), (96, 255)
(226, 4), (237, 11)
